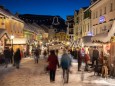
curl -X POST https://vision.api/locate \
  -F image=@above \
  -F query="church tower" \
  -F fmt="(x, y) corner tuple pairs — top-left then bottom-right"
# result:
(90, 0), (97, 4)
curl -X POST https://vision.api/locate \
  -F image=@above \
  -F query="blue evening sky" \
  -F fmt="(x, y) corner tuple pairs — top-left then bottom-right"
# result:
(0, 0), (90, 20)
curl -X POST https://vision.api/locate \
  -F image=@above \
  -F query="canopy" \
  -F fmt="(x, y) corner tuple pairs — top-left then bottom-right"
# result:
(6, 38), (27, 45)
(13, 38), (27, 44)
(82, 36), (101, 46)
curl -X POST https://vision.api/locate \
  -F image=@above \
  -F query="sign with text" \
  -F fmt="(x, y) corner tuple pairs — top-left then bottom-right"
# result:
(99, 16), (106, 23)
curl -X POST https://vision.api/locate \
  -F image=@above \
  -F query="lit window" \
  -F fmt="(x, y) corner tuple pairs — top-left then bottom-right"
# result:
(110, 3), (113, 12)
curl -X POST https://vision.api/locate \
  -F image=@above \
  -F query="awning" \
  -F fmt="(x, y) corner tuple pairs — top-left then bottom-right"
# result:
(91, 20), (115, 43)
(13, 38), (27, 44)
(81, 36), (101, 46)
(7, 38), (27, 45)
(91, 32), (109, 43)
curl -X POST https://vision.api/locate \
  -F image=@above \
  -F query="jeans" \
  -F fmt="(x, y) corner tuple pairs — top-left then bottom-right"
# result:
(49, 70), (56, 82)
(78, 61), (82, 71)
(92, 58), (98, 67)
(34, 55), (39, 63)
(15, 60), (20, 69)
(5, 58), (9, 68)
(63, 68), (69, 83)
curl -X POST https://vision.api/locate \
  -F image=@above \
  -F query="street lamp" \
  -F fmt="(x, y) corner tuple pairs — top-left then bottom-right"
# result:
(10, 35), (14, 49)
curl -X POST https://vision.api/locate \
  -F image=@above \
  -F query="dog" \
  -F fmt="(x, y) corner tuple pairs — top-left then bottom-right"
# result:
(102, 65), (108, 78)
(94, 64), (102, 76)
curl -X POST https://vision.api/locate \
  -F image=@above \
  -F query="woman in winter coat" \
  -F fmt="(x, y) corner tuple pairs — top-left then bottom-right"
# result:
(84, 53), (90, 71)
(14, 48), (21, 69)
(47, 50), (59, 82)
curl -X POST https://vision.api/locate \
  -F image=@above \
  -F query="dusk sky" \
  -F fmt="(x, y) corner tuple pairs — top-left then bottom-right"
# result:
(0, 0), (90, 20)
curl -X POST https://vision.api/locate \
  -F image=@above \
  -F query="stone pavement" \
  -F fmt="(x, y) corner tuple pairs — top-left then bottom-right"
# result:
(0, 58), (115, 86)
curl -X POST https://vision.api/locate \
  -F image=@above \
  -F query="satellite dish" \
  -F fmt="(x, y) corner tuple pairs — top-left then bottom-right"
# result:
(52, 16), (60, 25)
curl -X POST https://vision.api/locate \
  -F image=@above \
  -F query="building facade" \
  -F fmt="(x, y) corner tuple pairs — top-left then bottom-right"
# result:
(90, 0), (115, 67)
(0, 6), (24, 52)
(91, 0), (115, 36)
(82, 9), (91, 37)
(66, 16), (74, 42)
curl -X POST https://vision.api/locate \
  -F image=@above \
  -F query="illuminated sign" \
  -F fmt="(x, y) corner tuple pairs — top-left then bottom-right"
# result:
(87, 32), (93, 36)
(99, 16), (106, 23)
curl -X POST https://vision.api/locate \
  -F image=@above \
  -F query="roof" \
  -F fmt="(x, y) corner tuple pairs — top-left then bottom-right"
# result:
(0, 29), (10, 39)
(84, 0), (101, 12)
(0, 6), (23, 23)
(19, 14), (67, 32)
(79, 36), (101, 46)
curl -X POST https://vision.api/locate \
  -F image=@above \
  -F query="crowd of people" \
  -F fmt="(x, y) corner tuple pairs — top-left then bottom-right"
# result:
(0, 47), (22, 69)
(45, 45), (110, 83)
(0, 45), (110, 83)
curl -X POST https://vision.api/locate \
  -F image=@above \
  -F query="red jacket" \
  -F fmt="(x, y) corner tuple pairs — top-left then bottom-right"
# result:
(84, 54), (90, 63)
(47, 54), (59, 71)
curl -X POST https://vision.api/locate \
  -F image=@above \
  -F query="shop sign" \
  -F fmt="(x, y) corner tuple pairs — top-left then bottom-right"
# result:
(99, 16), (106, 23)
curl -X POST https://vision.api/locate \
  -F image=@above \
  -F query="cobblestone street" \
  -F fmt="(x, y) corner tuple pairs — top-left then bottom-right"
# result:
(0, 58), (115, 86)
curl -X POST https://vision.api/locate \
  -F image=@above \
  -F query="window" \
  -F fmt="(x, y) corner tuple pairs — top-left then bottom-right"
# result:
(102, 26), (106, 32)
(96, 28), (97, 34)
(100, 9), (102, 16)
(88, 23), (89, 31)
(96, 11), (98, 18)
(110, 24), (112, 28)
(110, 3), (113, 12)
(100, 27), (102, 33)
(93, 12), (95, 19)
(104, 7), (106, 14)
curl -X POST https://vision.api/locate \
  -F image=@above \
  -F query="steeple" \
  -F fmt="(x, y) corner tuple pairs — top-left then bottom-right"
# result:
(90, 0), (97, 5)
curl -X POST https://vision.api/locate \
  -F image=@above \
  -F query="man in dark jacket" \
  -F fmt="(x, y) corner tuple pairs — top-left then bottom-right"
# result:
(60, 49), (72, 83)
(4, 47), (11, 68)
(34, 48), (40, 64)
(14, 48), (21, 69)
(92, 47), (99, 67)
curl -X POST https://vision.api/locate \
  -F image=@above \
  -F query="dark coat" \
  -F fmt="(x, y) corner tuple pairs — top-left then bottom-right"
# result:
(60, 53), (71, 69)
(93, 49), (99, 59)
(47, 54), (59, 71)
(78, 50), (82, 63)
(14, 49), (21, 61)
(4, 49), (10, 59)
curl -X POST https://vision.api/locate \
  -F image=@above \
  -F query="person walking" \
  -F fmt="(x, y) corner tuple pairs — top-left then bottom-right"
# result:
(43, 49), (47, 59)
(10, 47), (13, 64)
(14, 48), (21, 69)
(72, 48), (77, 59)
(92, 47), (99, 67)
(47, 50), (59, 82)
(3, 47), (10, 68)
(84, 52), (90, 71)
(34, 48), (40, 64)
(77, 48), (82, 71)
(60, 49), (72, 83)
